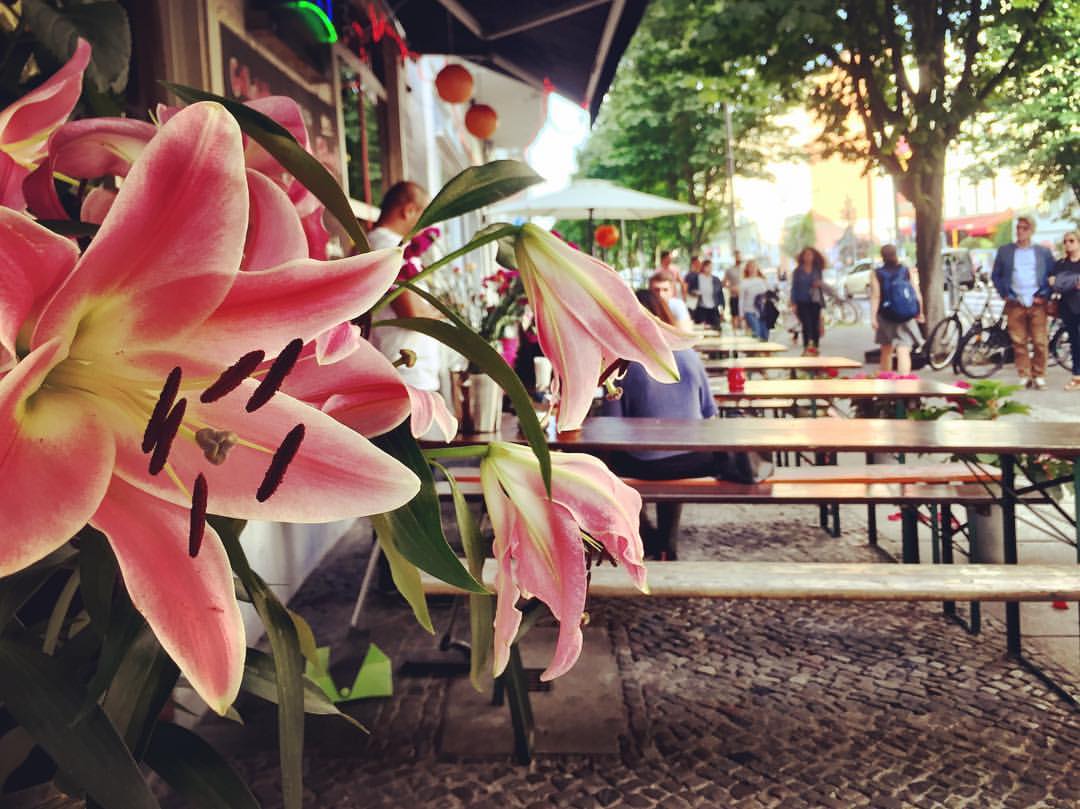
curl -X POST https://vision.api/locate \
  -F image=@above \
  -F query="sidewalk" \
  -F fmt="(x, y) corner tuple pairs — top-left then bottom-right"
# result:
(188, 502), (1079, 809)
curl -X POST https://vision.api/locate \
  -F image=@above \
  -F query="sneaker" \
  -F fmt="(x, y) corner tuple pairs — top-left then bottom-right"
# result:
(1019, 377), (1031, 388)
(1033, 377), (1047, 390)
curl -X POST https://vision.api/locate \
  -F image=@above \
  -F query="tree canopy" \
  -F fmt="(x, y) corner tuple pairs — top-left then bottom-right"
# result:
(562, 0), (795, 265)
(692, 0), (1058, 325)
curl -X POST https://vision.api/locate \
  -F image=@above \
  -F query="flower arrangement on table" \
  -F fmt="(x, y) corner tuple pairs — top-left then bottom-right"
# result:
(0, 37), (693, 808)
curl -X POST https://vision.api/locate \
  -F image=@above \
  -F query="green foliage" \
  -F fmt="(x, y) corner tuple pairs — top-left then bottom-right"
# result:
(966, 0), (1080, 208)
(571, 0), (796, 260)
(693, 0), (1059, 326)
(413, 161), (544, 236)
(908, 379), (1031, 421)
(782, 213), (817, 262)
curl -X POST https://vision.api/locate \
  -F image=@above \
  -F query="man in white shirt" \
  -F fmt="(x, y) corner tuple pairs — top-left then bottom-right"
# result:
(991, 215), (1056, 388)
(367, 181), (444, 392)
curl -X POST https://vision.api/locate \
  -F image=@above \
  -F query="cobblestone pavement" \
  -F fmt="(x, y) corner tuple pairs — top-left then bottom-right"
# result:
(195, 505), (1079, 809)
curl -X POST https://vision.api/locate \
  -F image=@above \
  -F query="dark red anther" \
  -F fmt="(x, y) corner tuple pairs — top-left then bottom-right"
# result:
(598, 358), (629, 385)
(246, 339), (303, 412)
(148, 398), (187, 475)
(200, 350), (265, 403)
(189, 473), (207, 558)
(256, 423), (305, 502)
(142, 367), (182, 453)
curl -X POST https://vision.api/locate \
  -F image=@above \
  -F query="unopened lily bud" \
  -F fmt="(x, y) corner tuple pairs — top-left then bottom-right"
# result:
(603, 378), (623, 401)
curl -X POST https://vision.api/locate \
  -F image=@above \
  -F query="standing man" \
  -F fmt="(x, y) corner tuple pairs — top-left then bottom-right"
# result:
(649, 270), (694, 332)
(367, 181), (443, 393)
(991, 215), (1056, 389)
(686, 259), (723, 328)
(870, 244), (924, 374)
(724, 250), (744, 332)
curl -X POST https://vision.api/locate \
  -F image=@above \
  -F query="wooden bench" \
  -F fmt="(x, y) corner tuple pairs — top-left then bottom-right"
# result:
(420, 559), (1080, 762)
(437, 462), (1004, 558)
(422, 559), (1080, 603)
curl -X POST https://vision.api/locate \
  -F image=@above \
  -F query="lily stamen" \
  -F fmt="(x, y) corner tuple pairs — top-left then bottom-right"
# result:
(148, 398), (187, 475)
(189, 473), (208, 558)
(246, 338), (303, 412)
(142, 366), (182, 452)
(256, 423), (305, 502)
(200, 350), (265, 403)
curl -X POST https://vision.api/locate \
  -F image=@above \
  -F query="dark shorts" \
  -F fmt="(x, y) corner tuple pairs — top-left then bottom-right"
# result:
(729, 297), (740, 316)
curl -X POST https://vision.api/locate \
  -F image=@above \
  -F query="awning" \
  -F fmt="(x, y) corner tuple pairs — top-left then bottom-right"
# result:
(943, 210), (1013, 237)
(387, 0), (649, 120)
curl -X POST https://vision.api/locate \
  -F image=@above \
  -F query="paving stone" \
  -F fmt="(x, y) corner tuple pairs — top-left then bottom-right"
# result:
(171, 506), (1080, 809)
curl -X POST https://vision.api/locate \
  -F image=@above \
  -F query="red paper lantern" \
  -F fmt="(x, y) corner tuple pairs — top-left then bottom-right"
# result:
(435, 64), (473, 103)
(465, 104), (498, 139)
(594, 224), (619, 248)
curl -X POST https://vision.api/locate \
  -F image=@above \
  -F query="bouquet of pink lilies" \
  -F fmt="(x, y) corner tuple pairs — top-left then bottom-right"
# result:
(0, 38), (692, 808)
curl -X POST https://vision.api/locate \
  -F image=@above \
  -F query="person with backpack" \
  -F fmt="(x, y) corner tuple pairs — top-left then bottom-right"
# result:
(870, 243), (924, 374)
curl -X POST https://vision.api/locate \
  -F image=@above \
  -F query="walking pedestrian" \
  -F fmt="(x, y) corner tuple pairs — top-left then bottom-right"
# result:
(687, 259), (723, 329)
(739, 260), (771, 340)
(790, 246), (825, 354)
(870, 244), (924, 374)
(1052, 230), (1080, 391)
(991, 215), (1055, 389)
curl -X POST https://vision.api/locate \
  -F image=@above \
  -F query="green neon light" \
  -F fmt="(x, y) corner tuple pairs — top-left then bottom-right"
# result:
(283, 1), (338, 44)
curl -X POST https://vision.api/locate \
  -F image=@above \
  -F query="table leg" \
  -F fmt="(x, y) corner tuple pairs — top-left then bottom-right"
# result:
(901, 506), (919, 563)
(1001, 454), (1021, 658)
(940, 505), (956, 618)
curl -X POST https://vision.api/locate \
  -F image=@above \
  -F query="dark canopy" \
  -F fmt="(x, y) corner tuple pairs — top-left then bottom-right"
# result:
(389, 0), (648, 120)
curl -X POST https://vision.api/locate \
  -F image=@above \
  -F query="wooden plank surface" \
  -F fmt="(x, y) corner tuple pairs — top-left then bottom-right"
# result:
(710, 378), (967, 401)
(422, 561), (1080, 602)
(532, 417), (1080, 457)
(705, 356), (863, 372)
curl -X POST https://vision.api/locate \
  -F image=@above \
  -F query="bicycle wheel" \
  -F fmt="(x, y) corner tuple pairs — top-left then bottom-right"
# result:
(925, 315), (962, 370)
(1051, 325), (1072, 369)
(839, 299), (860, 325)
(957, 326), (1007, 378)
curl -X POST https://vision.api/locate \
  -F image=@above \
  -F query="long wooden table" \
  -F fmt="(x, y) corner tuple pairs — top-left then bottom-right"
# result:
(709, 379), (967, 410)
(695, 337), (788, 355)
(704, 355), (862, 376)
(443, 415), (1080, 706)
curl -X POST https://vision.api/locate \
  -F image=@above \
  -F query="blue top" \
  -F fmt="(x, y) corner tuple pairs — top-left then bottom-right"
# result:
(599, 348), (716, 460)
(790, 266), (821, 304)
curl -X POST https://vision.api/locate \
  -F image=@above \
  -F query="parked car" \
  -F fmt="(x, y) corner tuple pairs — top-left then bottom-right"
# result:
(842, 250), (978, 297)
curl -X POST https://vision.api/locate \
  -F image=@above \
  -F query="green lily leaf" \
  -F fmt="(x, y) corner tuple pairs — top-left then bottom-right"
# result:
(371, 513), (434, 634)
(411, 160), (543, 235)
(375, 317), (552, 492)
(22, 0), (131, 94)
(242, 649), (366, 732)
(163, 84), (370, 253)
(101, 624), (179, 760)
(439, 466), (494, 691)
(0, 636), (160, 809)
(371, 421), (486, 593)
(78, 528), (117, 634)
(212, 517), (304, 809)
(145, 722), (261, 809)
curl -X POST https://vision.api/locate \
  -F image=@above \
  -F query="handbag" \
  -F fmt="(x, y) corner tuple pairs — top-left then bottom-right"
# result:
(1047, 293), (1060, 318)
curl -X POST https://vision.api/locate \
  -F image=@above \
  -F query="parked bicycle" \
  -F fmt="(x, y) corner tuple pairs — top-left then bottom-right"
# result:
(924, 276), (995, 370)
(956, 308), (1070, 378)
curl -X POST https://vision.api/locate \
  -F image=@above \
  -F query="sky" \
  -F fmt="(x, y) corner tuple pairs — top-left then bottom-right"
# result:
(524, 93), (591, 193)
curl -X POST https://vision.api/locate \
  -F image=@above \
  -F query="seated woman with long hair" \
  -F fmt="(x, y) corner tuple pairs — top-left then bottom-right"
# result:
(599, 290), (719, 559)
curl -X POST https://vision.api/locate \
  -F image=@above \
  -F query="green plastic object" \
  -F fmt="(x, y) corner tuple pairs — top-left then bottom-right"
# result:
(306, 644), (393, 704)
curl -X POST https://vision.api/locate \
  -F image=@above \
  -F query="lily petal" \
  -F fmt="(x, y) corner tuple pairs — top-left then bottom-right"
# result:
(243, 169), (307, 270)
(91, 477), (244, 715)
(283, 338), (411, 438)
(0, 150), (28, 210)
(313, 322), (363, 366)
(32, 102), (247, 354)
(113, 377), (419, 522)
(0, 39), (91, 166)
(0, 339), (115, 575)
(183, 247), (403, 362)
(481, 462), (523, 677)
(0, 210), (79, 370)
(79, 186), (117, 224)
(406, 385), (458, 441)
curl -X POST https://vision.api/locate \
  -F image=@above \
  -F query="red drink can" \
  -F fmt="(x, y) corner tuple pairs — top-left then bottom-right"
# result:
(727, 366), (745, 393)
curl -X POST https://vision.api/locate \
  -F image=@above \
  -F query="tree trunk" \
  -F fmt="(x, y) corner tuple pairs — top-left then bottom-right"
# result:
(903, 151), (947, 332)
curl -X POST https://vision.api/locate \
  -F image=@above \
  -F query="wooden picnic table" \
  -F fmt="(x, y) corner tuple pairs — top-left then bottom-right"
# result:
(704, 355), (862, 376)
(709, 378), (966, 405)
(695, 338), (788, 356)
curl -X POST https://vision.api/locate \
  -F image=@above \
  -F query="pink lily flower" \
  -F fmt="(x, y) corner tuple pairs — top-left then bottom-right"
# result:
(24, 94), (331, 260)
(513, 224), (695, 431)
(0, 39), (90, 209)
(480, 442), (647, 680)
(0, 102), (419, 714)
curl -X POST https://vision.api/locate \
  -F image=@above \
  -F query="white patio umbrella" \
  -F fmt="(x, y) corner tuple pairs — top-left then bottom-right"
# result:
(489, 178), (701, 221)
